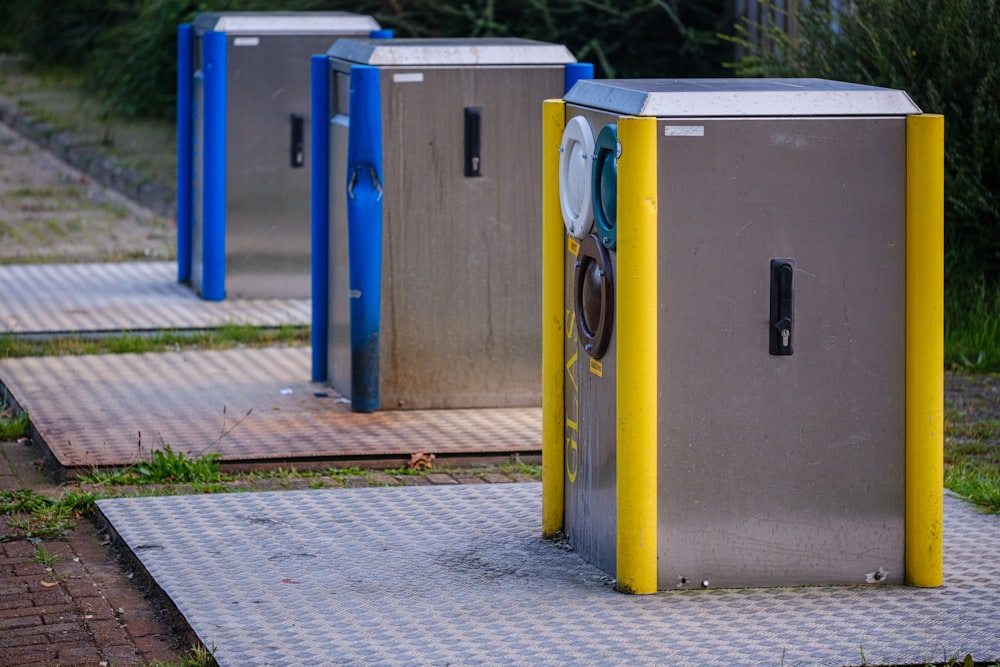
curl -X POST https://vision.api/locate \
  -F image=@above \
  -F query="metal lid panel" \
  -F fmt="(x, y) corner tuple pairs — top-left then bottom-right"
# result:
(327, 38), (576, 66)
(194, 12), (379, 35)
(564, 78), (921, 116)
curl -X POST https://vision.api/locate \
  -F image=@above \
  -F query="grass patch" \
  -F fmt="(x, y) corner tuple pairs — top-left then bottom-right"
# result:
(499, 459), (542, 477)
(80, 441), (224, 486)
(944, 406), (1000, 513)
(143, 644), (217, 667)
(0, 488), (101, 541)
(0, 324), (308, 358)
(946, 463), (1000, 513)
(945, 281), (1000, 372)
(0, 405), (29, 439)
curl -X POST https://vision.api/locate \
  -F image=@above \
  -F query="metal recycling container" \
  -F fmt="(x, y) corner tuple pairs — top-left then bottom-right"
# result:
(541, 78), (945, 591)
(176, 12), (382, 300)
(311, 38), (591, 411)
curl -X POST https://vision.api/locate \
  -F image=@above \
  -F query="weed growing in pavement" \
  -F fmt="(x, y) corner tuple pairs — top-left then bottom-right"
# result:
(31, 542), (58, 566)
(0, 488), (102, 541)
(139, 643), (217, 667)
(80, 444), (222, 486)
(499, 459), (542, 477)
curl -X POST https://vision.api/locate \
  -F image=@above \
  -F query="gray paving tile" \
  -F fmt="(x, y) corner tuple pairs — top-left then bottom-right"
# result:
(0, 261), (308, 334)
(97, 485), (1000, 667)
(0, 348), (540, 469)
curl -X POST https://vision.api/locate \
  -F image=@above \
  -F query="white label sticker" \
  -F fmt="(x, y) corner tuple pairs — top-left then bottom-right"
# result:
(393, 72), (424, 83)
(664, 125), (704, 137)
(233, 37), (260, 47)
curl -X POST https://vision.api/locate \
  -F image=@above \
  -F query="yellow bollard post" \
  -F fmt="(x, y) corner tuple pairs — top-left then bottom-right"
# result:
(905, 113), (945, 587)
(615, 115), (659, 594)
(542, 99), (567, 538)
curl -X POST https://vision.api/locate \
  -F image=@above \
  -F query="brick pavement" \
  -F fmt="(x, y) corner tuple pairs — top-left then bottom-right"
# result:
(1, 439), (187, 667)
(1, 437), (536, 666)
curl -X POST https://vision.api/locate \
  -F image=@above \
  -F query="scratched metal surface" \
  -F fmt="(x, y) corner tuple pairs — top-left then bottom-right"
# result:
(0, 347), (541, 470)
(0, 262), (309, 334)
(97, 484), (1000, 667)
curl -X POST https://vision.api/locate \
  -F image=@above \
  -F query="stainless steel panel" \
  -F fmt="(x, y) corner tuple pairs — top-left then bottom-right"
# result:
(563, 248), (618, 575)
(565, 78), (921, 117)
(373, 65), (564, 408)
(654, 117), (907, 588)
(328, 37), (576, 66)
(562, 108), (621, 577)
(222, 33), (357, 299)
(328, 97), (351, 399)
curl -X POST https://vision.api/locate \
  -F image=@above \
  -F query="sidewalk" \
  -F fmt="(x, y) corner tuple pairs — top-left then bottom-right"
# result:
(1, 435), (539, 666)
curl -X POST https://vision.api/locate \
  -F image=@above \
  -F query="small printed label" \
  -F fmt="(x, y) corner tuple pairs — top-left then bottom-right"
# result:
(349, 289), (362, 299)
(233, 37), (260, 47)
(567, 236), (580, 256)
(664, 125), (704, 137)
(589, 358), (603, 377)
(393, 72), (424, 83)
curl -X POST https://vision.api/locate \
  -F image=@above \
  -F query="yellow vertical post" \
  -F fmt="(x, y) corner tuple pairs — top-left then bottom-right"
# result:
(542, 99), (567, 538)
(905, 113), (945, 587)
(615, 115), (658, 594)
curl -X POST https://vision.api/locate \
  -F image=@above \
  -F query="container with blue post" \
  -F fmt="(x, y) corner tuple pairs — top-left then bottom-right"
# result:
(176, 12), (381, 300)
(311, 38), (590, 411)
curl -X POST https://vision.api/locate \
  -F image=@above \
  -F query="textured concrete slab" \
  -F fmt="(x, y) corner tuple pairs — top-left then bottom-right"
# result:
(0, 347), (540, 473)
(0, 262), (309, 334)
(97, 484), (1000, 667)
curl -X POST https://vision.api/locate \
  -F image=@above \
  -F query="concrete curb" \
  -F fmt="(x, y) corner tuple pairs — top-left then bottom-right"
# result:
(0, 98), (176, 220)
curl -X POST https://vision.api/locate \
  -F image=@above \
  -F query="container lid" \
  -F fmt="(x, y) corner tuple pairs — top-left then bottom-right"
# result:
(194, 12), (380, 34)
(328, 38), (576, 66)
(564, 78), (921, 117)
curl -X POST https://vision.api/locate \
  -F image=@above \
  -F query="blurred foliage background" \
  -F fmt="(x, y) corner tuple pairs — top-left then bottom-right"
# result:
(726, 0), (1000, 368)
(0, 0), (734, 119)
(0, 0), (998, 367)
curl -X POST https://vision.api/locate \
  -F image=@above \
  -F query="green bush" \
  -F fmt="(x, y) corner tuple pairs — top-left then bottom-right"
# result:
(728, 0), (1000, 293)
(3, 0), (136, 67)
(5, 0), (733, 119)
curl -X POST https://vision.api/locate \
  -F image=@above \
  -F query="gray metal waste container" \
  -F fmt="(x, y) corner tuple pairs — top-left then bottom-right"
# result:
(542, 78), (945, 592)
(176, 12), (381, 300)
(311, 38), (589, 412)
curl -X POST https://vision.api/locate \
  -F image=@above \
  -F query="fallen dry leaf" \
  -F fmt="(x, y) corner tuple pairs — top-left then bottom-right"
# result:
(408, 452), (435, 470)
(40, 581), (59, 588)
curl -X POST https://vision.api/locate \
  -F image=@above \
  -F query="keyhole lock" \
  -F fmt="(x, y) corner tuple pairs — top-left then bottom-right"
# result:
(769, 259), (795, 356)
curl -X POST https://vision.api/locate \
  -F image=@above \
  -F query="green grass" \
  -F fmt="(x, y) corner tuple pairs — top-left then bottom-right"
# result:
(80, 443), (223, 485)
(0, 488), (101, 540)
(32, 543), (58, 566)
(944, 408), (1000, 513)
(138, 644), (217, 667)
(0, 324), (308, 358)
(0, 405), (29, 438)
(945, 281), (1000, 372)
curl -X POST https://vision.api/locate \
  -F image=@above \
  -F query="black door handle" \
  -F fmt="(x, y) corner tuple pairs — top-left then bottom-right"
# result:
(464, 107), (482, 177)
(770, 259), (794, 355)
(290, 113), (304, 168)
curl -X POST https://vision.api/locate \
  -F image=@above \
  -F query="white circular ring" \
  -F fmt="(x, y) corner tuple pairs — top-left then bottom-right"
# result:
(558, 115), (595, 239)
